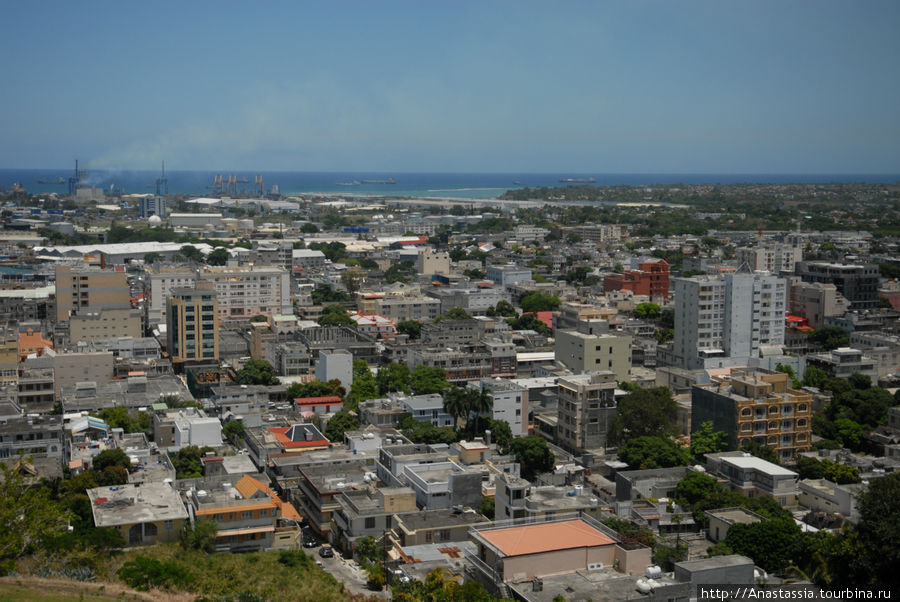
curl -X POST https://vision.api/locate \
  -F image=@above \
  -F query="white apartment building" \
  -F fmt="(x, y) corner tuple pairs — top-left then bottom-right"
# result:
(149, 266), (291, 324)
(673, 271), (786, 370)
(471, 377), (529, 436)
(736, 242), (802, 274)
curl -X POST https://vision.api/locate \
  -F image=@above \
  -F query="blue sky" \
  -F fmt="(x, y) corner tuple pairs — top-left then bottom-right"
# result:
(1, 1), (899, 173)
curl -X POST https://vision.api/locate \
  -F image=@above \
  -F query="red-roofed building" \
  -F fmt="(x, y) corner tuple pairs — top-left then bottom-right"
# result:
(268, 424), (332, 452)
(603, 259), (669, 299)
(469, 515), (651, 584)
(293, 396), (344, 416)
(534, 311), (554, 330)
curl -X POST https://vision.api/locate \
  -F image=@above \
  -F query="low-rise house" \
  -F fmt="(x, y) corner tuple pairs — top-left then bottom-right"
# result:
(614, 467), (691, 502)
(331, 487), (417, 555)
(392, 507), (488, 547)
(188, 475), (282, 552)
(87, 482), (188, 546)
(294, 459), (375, 540)
(706, 507), (765, 543)
(798, 478), (864, 521)
(495, 472), (599, 521)
(706, 451), (800, 508)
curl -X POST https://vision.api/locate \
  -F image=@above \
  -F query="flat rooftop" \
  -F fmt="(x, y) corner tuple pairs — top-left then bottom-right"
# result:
(721, 455), (798, 476)
(397, 508), (488, 532)
(477, 519), (615, 557)
(706, 507), (764, 525)
(88, 482), (188, 527)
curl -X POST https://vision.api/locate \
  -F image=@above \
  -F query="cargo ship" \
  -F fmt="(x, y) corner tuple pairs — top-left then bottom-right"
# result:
(361, 178), (396, 184)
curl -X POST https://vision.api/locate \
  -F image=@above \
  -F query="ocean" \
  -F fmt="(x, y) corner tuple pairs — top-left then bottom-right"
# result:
(1, 169), (899, 199)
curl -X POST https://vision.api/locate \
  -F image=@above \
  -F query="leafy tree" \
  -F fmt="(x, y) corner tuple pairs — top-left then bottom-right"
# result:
(249, 314), (268, 323)
(308, 241), (347, 262)
(775, 363), (802, 388)
(143, 252), (163, 264)
(478, 496), (495, 520)
(674, 472), (720, 507)
(519, 291), (560, 313)
(344, 359), (378, 412)
(493, 300), (517, 317)
(180, 245), (203, 262)
(376, 362), (411, 395)
(822, 461), (861, 485)
(353, 535), (384, 567)
(440, 307), (472, 321)
(396, 320), (422, 340)
(300, 222), (319, 233)
(618, 436), (691, 469)
(484, 419), (513, 454)
(808, 326), (850, 351)
(170, 445), (215, 479)
(384, 260), (414, 284)
(0, 461), (70, 573)
(724, 518), (801, 573)
(399, 415), (458, 445)
(311, 285), (349, 304)
(409, 365), (450, 395)
(324, 411), (359, 443)
(318, 304), (353, 327)
(206, 247), (229, 266)
(803, 365), (828, 388)
(690, 421), (728, 461)
(796, 456), (826, 480)
(607, 387), (679, 446)
(509, 436), (555, 479)
(659, 308), (675, 329)
(832, 418), (865, 449)
(286, 379), (345, 400)
(855, 472), (900, 588)
(653, 541), (689, 571)
(442, 387), (470, 429)
(179, 518), (218, 553)
(507, 312), (550, 334)
(740, 440), (780, 464)
(223, 420), (246, 443)
(340, 267), (365, 294)
(634, 302), (661, 319)
(238, 359), (279, 386)
(92, 448), (132, 473)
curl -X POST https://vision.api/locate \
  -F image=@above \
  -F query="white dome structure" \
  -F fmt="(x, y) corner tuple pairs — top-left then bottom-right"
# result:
(148, 214), (163, 226)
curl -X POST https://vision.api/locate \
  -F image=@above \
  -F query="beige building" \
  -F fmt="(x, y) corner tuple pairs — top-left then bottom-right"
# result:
(554, 330), (632, 382)
(55, 266), (131, 322)
(68, 307), (142, 343)
(706, 507), (764, 543)
(87, 482), (188, 546)
(692, 368), (813, 464)
(557, 372), (618, 452)
(789, 281), (849, 328)
(166, 288), (219, 366)
(415, 248), (450, 275)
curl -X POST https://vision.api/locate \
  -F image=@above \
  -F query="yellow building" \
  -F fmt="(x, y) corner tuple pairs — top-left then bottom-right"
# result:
(55, 266), (130, 322)
(87, 482), (188, 546)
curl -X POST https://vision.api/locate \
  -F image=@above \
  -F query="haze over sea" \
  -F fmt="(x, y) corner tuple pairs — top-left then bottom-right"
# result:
(2, 169), (899, 200)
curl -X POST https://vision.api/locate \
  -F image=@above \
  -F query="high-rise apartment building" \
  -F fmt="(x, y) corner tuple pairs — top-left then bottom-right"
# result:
(139, 195), (167, 218)
(692, 367), (813, 464)
(166, 288), (219, 366)
(796, 261), (880, 310)
(554, 329), (632, 382)
(736, 242), (802, 274)
(55, 266), (131, 322)
(556, 372), (617, 452)
(672, 271), (786, 370)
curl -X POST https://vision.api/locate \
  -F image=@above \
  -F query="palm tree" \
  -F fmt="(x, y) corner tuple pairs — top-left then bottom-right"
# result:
(442, 387), (468, 430)
(467, 389), (493, 437)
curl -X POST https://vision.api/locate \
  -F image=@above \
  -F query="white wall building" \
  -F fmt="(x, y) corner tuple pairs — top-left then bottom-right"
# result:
(672, 271), (787, 370)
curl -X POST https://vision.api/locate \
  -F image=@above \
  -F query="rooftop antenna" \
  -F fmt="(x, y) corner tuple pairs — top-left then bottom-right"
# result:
(155, 161), (168, 195)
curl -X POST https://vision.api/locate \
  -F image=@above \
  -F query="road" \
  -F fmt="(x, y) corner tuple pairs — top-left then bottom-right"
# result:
(301, 545), (381, 597)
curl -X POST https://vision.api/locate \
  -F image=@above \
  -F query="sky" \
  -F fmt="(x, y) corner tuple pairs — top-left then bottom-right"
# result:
(1, 1), (899, 174)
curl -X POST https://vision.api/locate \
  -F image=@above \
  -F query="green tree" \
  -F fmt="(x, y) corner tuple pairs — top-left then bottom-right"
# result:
(300, 222), (319, 233)
(493, 300), (517, 317)
(344, 359), (378, 412)
(509, 436), (555, 479)
(311, 285), (350, 304)
(822, 461), (861, 484)
(803, 365), (828, 388)
(833, 418), (865, 449)
(484, 419), (513, 454)
(143, 252), (163, 265)
(318, 304), (353, 327)
(519, 291), (561, 313)
(324, 411), (359, 443)
(376, 362), (411, 395)
(0, 461), (70, 572)
(409, 365), (451, 395)
(796, 456), (826, 480)
(179, 245), (203, 262)
(740, 440), (780, 464)
(179, 517), (218, 553)
(92, 448), (132, 473)
(808, 326), (850, 351)
(286, 379), (345, 400)
(724, 518), (801, 573)
(441, 307), (472, 321)
(396, 320), (422, 340)
(353, 535), (384, 567)
(775, 363), (802, 388)
(340, 267), (365, 295)
(249, 314), (268, 323)
(690, 421), (728, 461)
(618, 436), (691, 469)
(634, 302), (661, 319)
(674, 472), (720, 507)
(170, 446), (214, 479)
(223, 420), (246, 444)
(607, 387), (679, 446)
(117, 556), (193, 591)
(238, 359), (279, 386)
(478, 496), (495, 520)
(507, 312), (550, 334)
(442, 387), (470, 429)
(206, 247), (229, 266)
(855, 472), (900, 588)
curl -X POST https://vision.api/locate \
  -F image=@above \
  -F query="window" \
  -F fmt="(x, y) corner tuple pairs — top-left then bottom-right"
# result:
(164, 520), (174, 531)
(242, 511), (252, 520)
(365, 517), (376, 529)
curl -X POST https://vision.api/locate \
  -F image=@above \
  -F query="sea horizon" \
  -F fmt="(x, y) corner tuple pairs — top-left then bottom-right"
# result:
(2, 168), (899, 200)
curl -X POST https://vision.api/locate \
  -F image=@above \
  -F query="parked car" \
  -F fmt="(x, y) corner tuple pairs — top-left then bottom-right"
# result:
(319, 545), (334, 558)
(303, 538), (319, 548)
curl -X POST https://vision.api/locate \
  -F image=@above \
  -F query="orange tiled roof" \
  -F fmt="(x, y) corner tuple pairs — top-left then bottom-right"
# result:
(234, 474), (302, 521)
(478, 519), (615, 557)
(269, 426), (331, 448)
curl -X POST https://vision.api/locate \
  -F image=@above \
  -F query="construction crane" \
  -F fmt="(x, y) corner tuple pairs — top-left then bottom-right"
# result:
(254, 174), (264, 197)
(155, 161), (168, 195)
(227, 174), (238, 196)
(211, 174), (224, 195)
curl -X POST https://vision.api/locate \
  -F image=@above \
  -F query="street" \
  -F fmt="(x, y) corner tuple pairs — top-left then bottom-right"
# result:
(300, 545), (380, 597)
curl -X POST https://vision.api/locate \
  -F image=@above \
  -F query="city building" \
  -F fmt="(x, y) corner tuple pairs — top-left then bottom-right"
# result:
(554, 330), (632, 382)
(166, 288), (219, 367)
(138, 195), (167, 218)
(415, 248), (451, 276)
(602, 259), (670, 299)
(68, 307), (142, 343)
(54, 266), (131, 322)
(152, 407), (223, 451)
(705, 451), (800, 508)
(692, 367), (812, 463)
(736, 242), (802, 274)
(331, 487), (418, 555)
(671, 271), (787, 370)
(486, 264), (533, 287)
(188, 476), (281, 552)
(796, 261), (880, 310)
(315, 350), (353, 392)
(472, 377), (529, 436)
(87, 482), (188, 546)
(788, 281), (850, 329)
(556, 372), (617, 453)
(806, 347), (879, 380)
(705, 507), (764, 543)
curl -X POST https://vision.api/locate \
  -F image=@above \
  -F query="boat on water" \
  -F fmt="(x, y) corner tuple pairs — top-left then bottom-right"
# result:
(559, 177), (597, 183)
(336, 181), (361, 186)
(361, 177), (396, 184)
(513, 180), (522, 185)
(36, 177), (65, 184)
